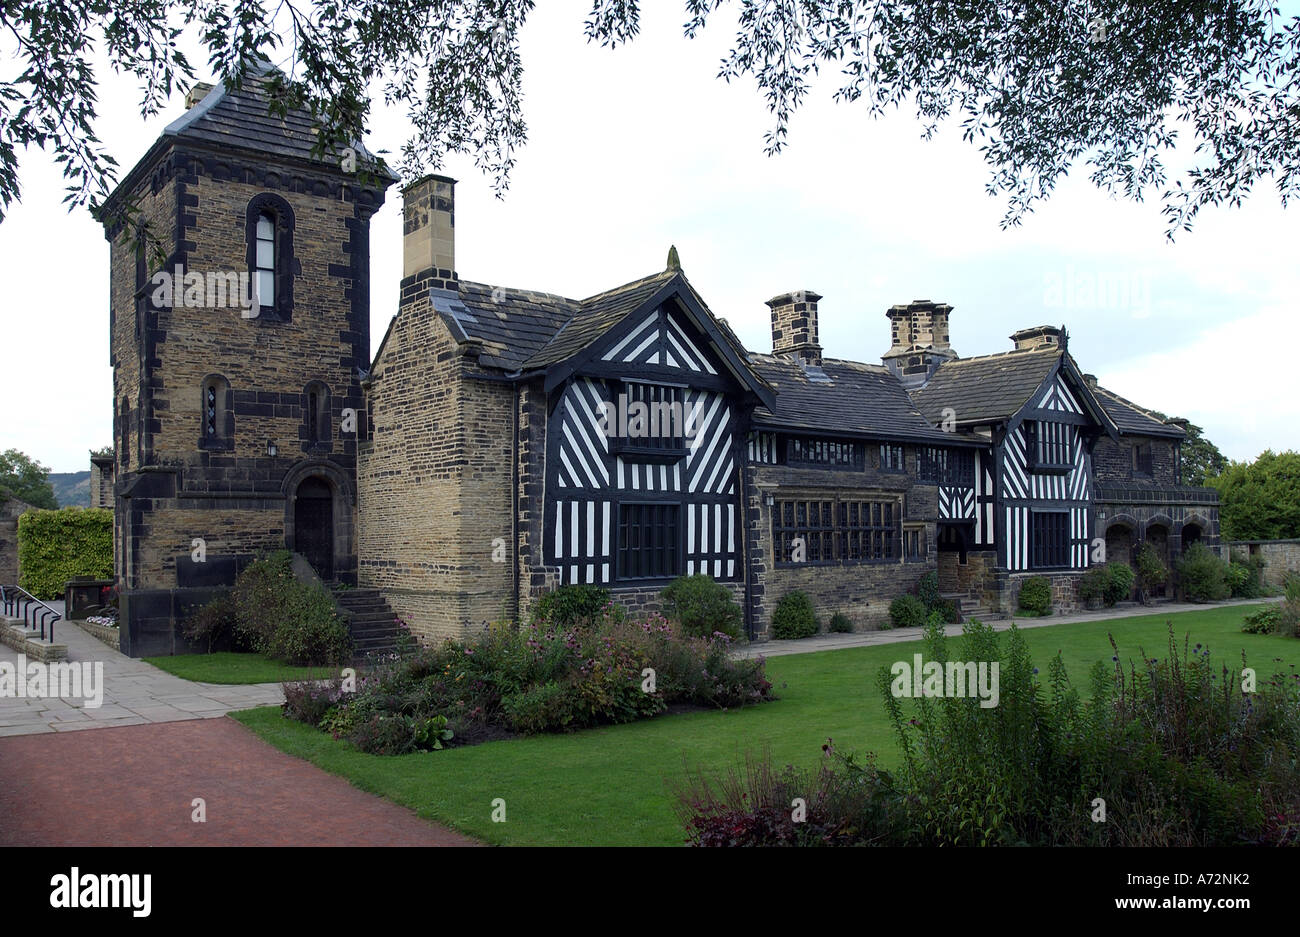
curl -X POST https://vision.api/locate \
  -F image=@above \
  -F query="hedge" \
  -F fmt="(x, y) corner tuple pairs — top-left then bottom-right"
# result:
(16, 508), (113, 599)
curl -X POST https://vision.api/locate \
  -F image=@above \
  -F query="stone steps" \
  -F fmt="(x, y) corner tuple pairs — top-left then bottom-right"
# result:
(330, 586), (405, 662)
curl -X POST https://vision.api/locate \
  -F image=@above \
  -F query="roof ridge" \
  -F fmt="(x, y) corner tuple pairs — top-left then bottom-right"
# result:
(459, 279), (578, 306)
(578, 268), (675, 306)
(1094, 383), (1171, 425)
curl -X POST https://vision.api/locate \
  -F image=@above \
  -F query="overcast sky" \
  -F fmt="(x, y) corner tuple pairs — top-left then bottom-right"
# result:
(1, 1), (1296, 473)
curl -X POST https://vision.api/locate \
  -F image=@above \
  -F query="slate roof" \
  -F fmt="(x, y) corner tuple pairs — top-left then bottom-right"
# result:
(161, 65), (394, 177)
(520, 270), (678, 370)
(748, 355), (977, 444)
(910, 347), (1061, 426)
(454, 282), (577, 372)
(1093, 385), (1185, 438)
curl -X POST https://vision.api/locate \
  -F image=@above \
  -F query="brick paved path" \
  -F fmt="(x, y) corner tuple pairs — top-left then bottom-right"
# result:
(0, 717), (478, 846)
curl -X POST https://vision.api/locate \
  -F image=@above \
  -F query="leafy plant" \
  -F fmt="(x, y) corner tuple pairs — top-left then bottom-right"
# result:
(229, 550), (351, 665)
(1135, 542), (1168, 600)
(771, 591), (817, 639)
(530, 584), (621, 630)
(659, 574), (743, 640)
(1016, 576), (1052, 616)
(1177, 542), (1230, 603)
(181, 593), (240, 653)
(15, 507), (112, 598)
(828, 612), (853, 634)
(888, 594), (926, 630)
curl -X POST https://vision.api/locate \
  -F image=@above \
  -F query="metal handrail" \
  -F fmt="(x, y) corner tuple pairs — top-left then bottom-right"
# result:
(0, 584), (60, 643)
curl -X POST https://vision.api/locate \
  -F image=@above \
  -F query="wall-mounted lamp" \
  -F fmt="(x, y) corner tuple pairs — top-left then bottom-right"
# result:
(267, 440), (278, 457)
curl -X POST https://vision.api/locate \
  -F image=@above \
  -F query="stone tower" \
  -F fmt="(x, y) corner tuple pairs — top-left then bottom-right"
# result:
(98, 68), (396, 655)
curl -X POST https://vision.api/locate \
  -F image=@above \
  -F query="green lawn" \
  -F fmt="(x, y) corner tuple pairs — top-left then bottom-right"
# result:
(232, 602), (1297, 846)
(145, 651), (342, 684)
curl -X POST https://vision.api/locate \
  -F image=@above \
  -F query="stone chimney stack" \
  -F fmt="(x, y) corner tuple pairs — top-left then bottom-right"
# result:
(881, 299), (957, 389)
(402, 174), (456, 282)
(768, 290), (823, 366)
(1010, 325), (1062, 351)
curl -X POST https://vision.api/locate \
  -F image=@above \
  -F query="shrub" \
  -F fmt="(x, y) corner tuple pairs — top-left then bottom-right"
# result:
(1241, 606), (1281, 635)
(282, 676), (348, 727)
(1103, 563), (1135, 605)
(1134, 542), (1168, 599)
(915, 571), (941, 610)
(181, 593), (240, 653)
(284, 612), (774, 750)
(771, 591), (817, 639)
(931, 598), (960, 623)
(1017, 576), (1052, 615)
(889, 594), (926, 630)
(530, 584), (621, 630)
(828, 612), (853, 633)
(1227, 552), (1265, 599)
(229, 550), (351, 665)
(16, 507), (113, 599)
(1078, 567), (1109, 606)
(659, 574), (743, 640)
(1177, 542), (1230, 602)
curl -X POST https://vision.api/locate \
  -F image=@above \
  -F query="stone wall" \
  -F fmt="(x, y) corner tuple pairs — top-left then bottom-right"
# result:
(0, 496), (35, 586)
(745, 445), (940, 636)
(357, 279), (516, 643)
(1093, 434), (1179, 487)
(1227, 540), (1300, 587)
(105, 141), (389, 655)
(992, 570), (1082, 615)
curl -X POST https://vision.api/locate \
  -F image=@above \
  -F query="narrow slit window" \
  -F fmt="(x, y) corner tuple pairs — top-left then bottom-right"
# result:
(255, 212), (276, 309)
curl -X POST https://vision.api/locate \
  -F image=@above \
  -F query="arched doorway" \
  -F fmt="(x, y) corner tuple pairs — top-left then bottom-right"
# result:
(1105, 521), (1135, 566)
(293, 477), (334, 580)
(1144, 524), (1170, 598)
(1182, 522), (1203, 549)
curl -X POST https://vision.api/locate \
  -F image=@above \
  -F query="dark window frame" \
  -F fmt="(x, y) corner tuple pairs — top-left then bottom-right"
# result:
(772, 494), (902, 567)
(786, 437), (865, 470)
(1024, 420), (1073, 474)
(199, 374), (234, 451)
(1030, 510), (1071, 570)
(1133, 442), (1153, 478)
(616, 501), (682, 581)
(878, 443), (906, 473)
(244, 193), (296, 322)
(608, 379), (690, 463)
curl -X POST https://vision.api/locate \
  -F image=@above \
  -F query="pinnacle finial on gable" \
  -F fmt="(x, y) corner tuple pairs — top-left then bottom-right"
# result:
(666, 245), (681, 271)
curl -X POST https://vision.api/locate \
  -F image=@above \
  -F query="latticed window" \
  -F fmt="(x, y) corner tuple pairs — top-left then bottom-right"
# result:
(611, 381), (688, 457)
(1031, 511), (1070, 568)
(879, 443), (905, 472)
(205, 383), (218, 438)
(618, 502), (680, 579)
(200, 375), (232, 450)
(1133, 442), (1153, 477)
(787, 437), (864, 469)
(773, 496), (900, 566)
(1025, 420), (1072, 471)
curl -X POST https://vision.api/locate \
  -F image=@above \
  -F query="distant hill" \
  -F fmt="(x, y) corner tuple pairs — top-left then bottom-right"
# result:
(49, 472), (90, 508)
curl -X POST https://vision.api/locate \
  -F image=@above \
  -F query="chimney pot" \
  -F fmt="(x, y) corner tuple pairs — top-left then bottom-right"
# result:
(402, 174), (457, 281)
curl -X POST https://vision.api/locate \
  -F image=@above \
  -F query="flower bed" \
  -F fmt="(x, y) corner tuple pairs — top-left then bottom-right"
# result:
(282, 611), (774, 755)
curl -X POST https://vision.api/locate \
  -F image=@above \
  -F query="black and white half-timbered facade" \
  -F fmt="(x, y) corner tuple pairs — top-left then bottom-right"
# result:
(97, 80), (1220, 655)
(355, 176), (1220, 642)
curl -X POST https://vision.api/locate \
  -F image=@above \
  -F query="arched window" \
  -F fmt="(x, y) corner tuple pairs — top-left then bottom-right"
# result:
(245, 194), (296, 320)
(255, 212), (276, 309)
(303, 380), (330, 448)
(200, 374), (233, 450)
